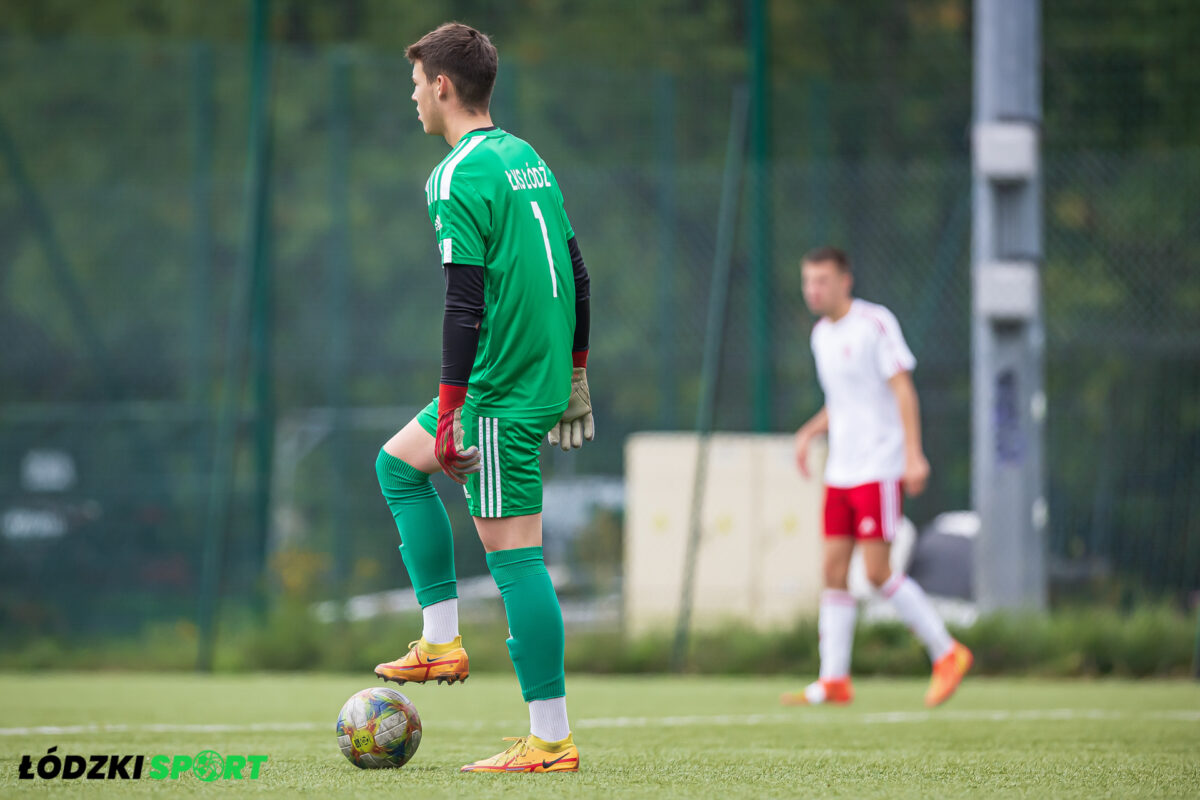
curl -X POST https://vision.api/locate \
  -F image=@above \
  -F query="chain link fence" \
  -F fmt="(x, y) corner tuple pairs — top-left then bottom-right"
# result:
(1, 37), (1197, 645)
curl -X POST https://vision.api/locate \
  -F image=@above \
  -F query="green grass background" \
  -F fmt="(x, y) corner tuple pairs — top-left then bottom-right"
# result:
(5, 605), (1195, 678)
(1, 672), (1198, 798)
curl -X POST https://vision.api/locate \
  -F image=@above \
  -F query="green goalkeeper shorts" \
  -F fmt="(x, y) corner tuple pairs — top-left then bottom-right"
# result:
(416, 397), (560, 518)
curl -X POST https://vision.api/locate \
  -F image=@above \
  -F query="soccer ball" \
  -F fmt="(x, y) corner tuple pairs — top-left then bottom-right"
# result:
(336, 687), (422, 768)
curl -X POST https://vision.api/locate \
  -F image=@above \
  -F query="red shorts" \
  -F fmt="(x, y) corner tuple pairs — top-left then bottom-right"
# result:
(824, 480), (903, 541)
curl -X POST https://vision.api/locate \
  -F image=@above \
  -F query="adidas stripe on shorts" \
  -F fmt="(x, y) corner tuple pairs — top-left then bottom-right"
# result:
(417, 397), (560, 518)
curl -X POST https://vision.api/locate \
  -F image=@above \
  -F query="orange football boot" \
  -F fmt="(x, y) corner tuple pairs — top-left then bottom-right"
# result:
(781, 676), (854, 706)
(460, 734), (579, 773)
(925, 641), (973, 707)
(374, 636), (469, 686)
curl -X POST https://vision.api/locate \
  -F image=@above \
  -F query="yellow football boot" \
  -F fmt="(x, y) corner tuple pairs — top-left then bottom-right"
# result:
(374, 636), (469, 685)
(460, 733), (579, 773)
(925, 641), (973, 707)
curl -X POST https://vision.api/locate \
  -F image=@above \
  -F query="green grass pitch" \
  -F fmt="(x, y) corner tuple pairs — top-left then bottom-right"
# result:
(2, 672), (1198, 798)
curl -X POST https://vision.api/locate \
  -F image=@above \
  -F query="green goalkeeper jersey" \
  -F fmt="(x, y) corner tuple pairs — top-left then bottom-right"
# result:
(426, 127), (576, 418)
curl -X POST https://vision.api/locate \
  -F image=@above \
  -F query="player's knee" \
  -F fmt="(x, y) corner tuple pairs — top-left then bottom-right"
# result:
(823, 560), (850, 590)
(376, 448), (430, 493)
(865, 562), (892, 589)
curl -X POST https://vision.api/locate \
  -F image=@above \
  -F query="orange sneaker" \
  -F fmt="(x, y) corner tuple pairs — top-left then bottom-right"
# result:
(374, 636), (469, 686)
(925, 641), (973, 707)
(781, 677), (854, 706)
(460, 733), (579, 773)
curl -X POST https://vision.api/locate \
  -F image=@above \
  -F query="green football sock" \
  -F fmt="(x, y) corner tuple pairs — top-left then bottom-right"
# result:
(486, 546), (566, 702)
(375, 449), (456, 608)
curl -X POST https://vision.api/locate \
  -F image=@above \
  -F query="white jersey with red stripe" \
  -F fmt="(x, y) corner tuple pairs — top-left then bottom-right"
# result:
(811, 298), (916, 488)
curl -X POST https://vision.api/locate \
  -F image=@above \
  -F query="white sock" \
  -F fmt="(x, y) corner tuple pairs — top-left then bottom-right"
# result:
(881, 573), (954, 661)
(529, 696), (570, 743)
(818, 589), (857, 679)
(421, 598), (459, 645)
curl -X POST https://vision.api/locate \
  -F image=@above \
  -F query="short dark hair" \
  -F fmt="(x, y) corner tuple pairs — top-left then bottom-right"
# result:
(802, 245), (852, 273)
(406, 23), (498, 113)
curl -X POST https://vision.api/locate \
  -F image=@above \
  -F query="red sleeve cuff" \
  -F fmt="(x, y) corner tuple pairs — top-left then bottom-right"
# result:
(438, 383), (468, 414)
(572, 349), (588, 369)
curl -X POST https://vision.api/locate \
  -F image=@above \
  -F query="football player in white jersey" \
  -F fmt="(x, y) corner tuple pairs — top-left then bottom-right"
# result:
(782, 246), (973, 708)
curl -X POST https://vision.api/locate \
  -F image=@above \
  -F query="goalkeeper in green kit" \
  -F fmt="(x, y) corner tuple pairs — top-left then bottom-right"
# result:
(372, 23), (592, 773)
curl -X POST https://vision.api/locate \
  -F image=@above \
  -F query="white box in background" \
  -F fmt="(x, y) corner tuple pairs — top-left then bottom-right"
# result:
(623, 433), (826, 636)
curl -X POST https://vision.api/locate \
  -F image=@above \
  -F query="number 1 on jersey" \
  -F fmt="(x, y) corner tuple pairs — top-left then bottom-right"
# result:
(530, 201), (558, 298)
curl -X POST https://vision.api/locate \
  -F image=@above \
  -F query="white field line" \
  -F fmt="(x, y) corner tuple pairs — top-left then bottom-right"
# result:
(1, 709), (1197, 737)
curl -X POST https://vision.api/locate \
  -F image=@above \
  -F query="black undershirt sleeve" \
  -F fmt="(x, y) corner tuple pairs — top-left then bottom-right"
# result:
(568, 236), (591, 355)
(441, 263), (485, 387)
(443, 238), (587, 387)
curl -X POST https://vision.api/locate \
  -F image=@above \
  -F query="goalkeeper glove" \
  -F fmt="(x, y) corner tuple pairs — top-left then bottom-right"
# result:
(434, 384), (481, 484)
(548, 356), (595, 451)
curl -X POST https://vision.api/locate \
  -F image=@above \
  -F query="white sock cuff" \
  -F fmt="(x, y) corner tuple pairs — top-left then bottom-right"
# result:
(421, 598), (459, 645)
(880, 572), (906, 598)
(529, 696), (570, 743)
(821, 589), (856, 607)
